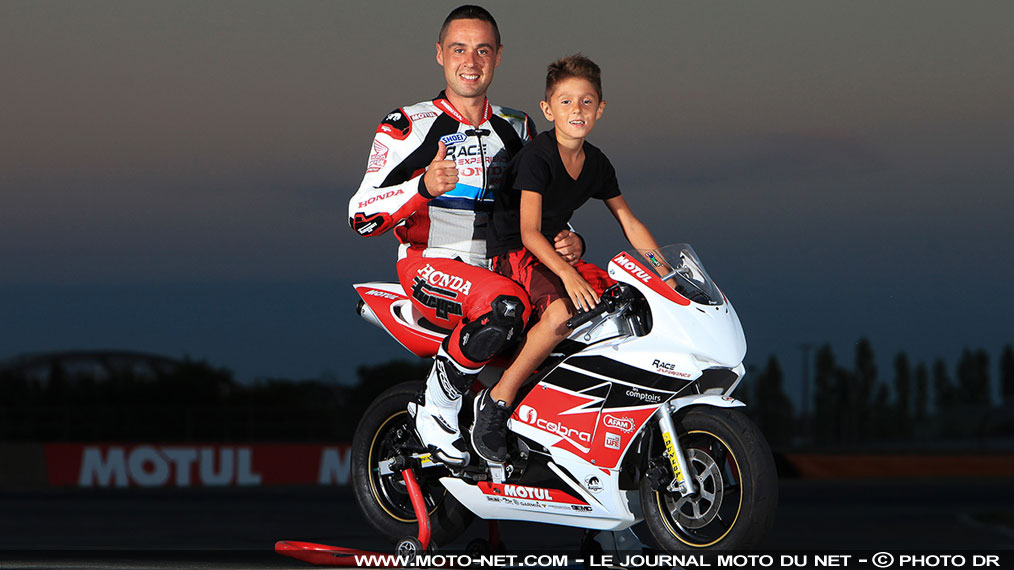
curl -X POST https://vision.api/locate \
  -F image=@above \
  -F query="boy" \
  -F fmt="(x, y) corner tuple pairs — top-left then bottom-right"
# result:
(475, 54), (664, 463)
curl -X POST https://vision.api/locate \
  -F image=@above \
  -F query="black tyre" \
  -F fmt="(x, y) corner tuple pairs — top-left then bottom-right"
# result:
(351, 381), (474, 546)
(640, 406), (777, 551)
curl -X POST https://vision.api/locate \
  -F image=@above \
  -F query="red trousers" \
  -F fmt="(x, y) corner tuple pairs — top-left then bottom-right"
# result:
(397, 254), (533, 370)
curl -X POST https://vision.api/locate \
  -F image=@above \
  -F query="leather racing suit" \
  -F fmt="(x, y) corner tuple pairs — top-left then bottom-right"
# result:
(349, 91), (536, 371)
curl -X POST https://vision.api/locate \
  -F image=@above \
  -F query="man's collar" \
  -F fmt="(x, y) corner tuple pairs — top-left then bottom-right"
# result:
(434, 90), (492, 126)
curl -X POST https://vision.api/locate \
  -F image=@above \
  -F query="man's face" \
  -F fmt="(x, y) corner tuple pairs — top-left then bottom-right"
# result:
(436, 19), (501, 101)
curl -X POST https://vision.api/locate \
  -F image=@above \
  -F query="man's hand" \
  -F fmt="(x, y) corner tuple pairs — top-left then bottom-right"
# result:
(554, 229), (583, 266)
(423, 141), (458, 197)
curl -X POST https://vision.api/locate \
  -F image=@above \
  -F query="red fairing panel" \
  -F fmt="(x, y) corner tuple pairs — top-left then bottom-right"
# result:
(354, 285), (442, 358)
(610, 253), (691, 306)
(515, 384), (659, 469)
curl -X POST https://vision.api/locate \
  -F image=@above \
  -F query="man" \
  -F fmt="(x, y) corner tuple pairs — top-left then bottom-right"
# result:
(348, 5), (582, 465)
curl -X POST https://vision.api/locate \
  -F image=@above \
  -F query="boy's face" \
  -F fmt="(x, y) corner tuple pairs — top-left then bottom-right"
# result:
(436, 19), (502, 102)
(540, 77), (605, 142)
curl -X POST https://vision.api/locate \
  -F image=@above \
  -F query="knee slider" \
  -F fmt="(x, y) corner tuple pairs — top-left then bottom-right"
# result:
(458, 295), (526, 362)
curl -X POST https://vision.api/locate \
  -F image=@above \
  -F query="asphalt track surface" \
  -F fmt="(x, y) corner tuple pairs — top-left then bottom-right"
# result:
(2, 479), (1012, 568)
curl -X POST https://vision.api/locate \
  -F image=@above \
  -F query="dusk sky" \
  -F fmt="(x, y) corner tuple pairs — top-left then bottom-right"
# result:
(3, 1), (1012, 405)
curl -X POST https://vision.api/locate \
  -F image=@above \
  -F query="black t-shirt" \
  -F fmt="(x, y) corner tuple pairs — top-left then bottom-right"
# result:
(488, 129), (621, 256)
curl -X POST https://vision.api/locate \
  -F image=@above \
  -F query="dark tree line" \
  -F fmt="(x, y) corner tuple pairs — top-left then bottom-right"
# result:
(745, 340), (1014, 448)
(0, 357), (429, 442)
(2, 342), (1012, 446)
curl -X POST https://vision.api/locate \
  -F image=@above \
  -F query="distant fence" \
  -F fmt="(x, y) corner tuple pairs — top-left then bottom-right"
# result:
(3, 444), (1014, 489)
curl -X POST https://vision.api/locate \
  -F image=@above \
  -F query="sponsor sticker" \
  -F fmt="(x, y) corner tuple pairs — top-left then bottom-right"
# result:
(440, 132), (467, 145)
(605, 432), (622, 450)
(584, 475), (603, 493)
(603, 414), (636, 433)
(366, 140), (389, 173)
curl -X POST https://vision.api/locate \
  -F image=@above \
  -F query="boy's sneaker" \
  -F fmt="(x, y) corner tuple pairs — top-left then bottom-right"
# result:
(471, 388), (512, 463)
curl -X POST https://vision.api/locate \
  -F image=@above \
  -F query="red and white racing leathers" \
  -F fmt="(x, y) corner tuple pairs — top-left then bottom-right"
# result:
(349, 91), (536, 369)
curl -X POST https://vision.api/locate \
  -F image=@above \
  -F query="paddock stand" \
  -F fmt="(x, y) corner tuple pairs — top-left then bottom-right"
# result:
(275, 467), (504, 566)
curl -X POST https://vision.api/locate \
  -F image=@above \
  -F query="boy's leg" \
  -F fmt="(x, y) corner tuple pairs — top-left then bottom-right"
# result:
(490, 298), (573, 404)
(397, 256), (530, 464)
(472, 253), (574, 463)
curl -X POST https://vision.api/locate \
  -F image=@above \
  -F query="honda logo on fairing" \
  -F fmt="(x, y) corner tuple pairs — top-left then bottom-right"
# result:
(603, 415), (635, 433)
(503, 484), (553, 501)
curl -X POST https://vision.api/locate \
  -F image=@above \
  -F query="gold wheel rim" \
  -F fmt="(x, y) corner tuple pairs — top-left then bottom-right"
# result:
(655, 429), (743, 548)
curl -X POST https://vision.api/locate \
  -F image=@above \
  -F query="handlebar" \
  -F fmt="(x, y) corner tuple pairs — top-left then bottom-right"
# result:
(565, 283), (634, 330)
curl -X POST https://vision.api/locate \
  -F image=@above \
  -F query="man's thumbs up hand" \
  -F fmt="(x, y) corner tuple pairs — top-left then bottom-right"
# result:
(423, 141), (458, 197)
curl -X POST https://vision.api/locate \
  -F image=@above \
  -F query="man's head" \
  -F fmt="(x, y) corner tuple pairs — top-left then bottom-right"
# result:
(436, 5), (502, 102)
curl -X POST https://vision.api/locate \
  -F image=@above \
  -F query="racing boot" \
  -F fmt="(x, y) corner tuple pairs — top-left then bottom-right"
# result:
(407, 350), (476, 466)
(471, 387), (513, 464)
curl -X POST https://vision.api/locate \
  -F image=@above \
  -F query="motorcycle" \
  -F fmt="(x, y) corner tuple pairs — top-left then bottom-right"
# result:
(349, 244), (777, 553)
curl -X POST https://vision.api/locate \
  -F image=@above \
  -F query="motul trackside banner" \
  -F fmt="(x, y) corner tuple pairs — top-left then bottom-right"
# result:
(43, 444), (352, 488)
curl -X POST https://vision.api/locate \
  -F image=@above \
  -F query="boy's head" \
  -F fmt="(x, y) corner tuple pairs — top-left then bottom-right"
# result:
(545, 54), (602, 101)
(540, 54), (605, 140)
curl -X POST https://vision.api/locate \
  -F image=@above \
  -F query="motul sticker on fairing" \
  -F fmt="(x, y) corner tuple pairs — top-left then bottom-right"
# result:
(477, 482), (587, 506)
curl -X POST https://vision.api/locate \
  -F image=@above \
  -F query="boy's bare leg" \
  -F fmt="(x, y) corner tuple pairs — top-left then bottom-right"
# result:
(490, 298), (573, 405)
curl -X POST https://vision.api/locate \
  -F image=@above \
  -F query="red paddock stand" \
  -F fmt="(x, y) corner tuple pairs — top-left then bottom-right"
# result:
(275, 468), (431, 566)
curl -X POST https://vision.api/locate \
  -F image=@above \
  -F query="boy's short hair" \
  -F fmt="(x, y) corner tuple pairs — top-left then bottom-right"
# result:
(439, 5), (501, 48)
(545, 54), (602, 101)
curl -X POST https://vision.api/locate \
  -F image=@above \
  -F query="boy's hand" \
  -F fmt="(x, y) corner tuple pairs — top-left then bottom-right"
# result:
(423, 141), (458, 197)
(553, 230), (582, 266)
(561, 270), (599, 312)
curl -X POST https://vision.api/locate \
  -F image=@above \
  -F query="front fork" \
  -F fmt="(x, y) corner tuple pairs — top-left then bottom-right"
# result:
(656, 402), (697, 497)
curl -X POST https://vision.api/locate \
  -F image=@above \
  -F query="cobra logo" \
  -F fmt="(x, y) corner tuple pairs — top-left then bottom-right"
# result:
(516, 405), (591, 444)
(517, 405), (538, 423)
(603, 415), (636, 433)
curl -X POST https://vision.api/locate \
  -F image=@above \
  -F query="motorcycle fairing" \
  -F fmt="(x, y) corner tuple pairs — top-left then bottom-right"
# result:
(354, 282), (444, 358)
(512, 355), (689, 470)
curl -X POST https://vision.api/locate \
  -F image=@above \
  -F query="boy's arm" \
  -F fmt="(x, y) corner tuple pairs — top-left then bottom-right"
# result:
(521, 190), (599, 310)
(604, 195), (661, 252)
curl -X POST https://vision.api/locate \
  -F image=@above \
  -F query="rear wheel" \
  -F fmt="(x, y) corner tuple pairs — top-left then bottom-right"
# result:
(640, 406), (777, 551)
(351, 381), (473, 546)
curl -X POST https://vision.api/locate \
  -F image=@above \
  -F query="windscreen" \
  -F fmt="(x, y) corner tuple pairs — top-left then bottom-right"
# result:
(630, 244), (724, 306)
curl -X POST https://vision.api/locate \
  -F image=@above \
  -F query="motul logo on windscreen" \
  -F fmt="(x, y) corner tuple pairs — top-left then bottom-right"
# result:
(613, 255), (653, 284)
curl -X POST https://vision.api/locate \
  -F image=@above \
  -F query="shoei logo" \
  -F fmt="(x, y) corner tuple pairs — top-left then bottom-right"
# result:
(517, 405), (538, 424)
(603, 414), (636, 433)
(440, 133), (467, 145)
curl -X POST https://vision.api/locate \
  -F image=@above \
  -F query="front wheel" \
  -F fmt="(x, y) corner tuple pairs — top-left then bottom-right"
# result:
(350, 381), (474, 546)
(640, 406), (777, 551)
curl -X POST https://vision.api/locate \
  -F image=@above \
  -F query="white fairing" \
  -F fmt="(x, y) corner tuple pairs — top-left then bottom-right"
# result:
(604, 246), (747, 381)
